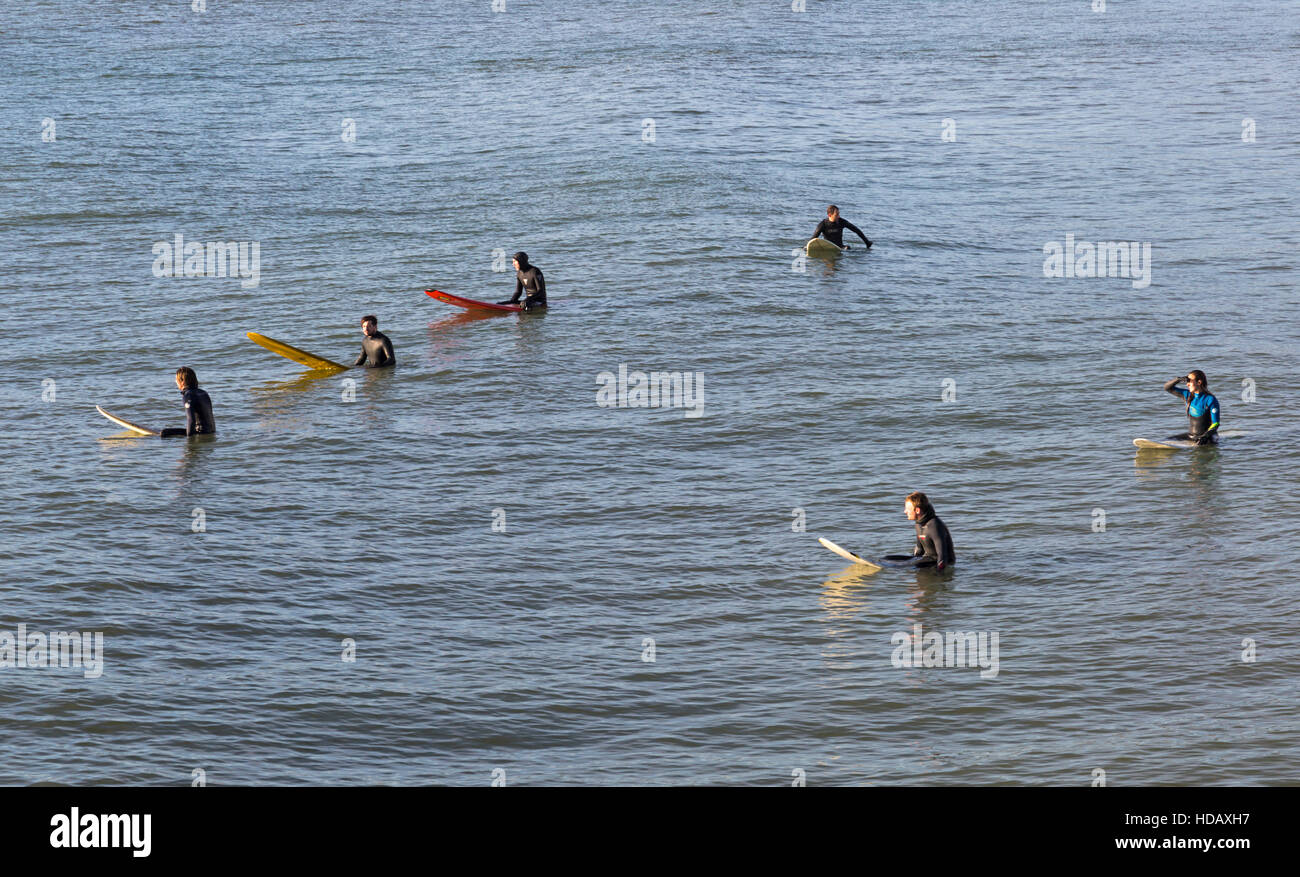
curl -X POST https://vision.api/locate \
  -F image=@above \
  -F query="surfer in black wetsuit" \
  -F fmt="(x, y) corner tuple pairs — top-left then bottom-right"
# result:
(160, 367), (215, 438)
(498, 251), (546, 311)
(353, 315), (396, 367)
(1163, 370), (1220, 445)
(811, 205), (872, 250)
(904, 491), (954, 571)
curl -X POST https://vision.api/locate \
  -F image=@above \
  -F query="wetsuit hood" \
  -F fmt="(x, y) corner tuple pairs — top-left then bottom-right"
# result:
(513, 251), (530, 269)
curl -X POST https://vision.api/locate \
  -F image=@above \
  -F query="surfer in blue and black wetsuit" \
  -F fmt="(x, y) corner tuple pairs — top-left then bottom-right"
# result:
(811, 205), (872, 250)
(1163, 370), (1220, 445)
(160, 367), (215, 438)
(498, 251), (546, 311)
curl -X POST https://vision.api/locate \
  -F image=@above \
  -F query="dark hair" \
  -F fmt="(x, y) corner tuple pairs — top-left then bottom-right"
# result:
(175, 366), (197, 389)
(361, 315), (378, 326)
(1187, 369), (1208, 390)
(906, 491), (934, 516)
(827, 205), (839, 215)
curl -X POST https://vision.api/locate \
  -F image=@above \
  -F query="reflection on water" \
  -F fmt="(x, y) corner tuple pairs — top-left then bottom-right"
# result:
(424, 310), (500, 370)
(251, 369), (342, 395)
(818, 565), (874, 668)
(1133, 445), (1223, 505)
(172, 434), (219, 496)
(249, 370), (345, 435)
(806, 251), (842, 276)
(903, 575), (953, 621)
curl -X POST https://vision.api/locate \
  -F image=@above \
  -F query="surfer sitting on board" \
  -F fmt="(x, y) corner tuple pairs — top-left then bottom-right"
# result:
(904, 491), (954, 571)
(159, 367), (215, 438)
(498, 251), (547, 311)
(811, 205), (872, 250)
(354, 315), (396, 368)
(1163, 370), (1219, 445)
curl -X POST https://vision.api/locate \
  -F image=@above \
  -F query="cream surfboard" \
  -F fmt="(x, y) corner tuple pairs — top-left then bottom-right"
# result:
(1133, 438), (1191, 449)
(95, 405), (161, 436)
(805, 237), (843, 258)
(1134, 429), (1243, 450)
(247, 332), (348, 371)
(818, 537), (882, 570)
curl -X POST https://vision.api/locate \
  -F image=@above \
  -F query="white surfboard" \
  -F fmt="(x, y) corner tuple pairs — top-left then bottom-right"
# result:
(96, 405), (161, 436)
(818, 537), (882, 570)
(805, 237), (843, 258)
(1133, 432), (1242, 449)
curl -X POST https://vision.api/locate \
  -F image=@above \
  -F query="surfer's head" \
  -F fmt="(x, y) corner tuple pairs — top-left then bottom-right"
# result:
(175, 366), (197, 391)
(905, 491), (933, 521)
(1186, 370), (1208, 392)
(827, 205), (839, 220)
(361, 315), (378, 337)
(512, 251), (529, 271)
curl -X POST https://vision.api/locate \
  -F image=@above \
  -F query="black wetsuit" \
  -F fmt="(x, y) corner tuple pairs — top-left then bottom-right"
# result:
(506, 266), (546, 309)
(1163, 378), (1219, 444)
(354, 332), (396, 368)
(813, 216), (872, 248)
(160, 387), (215, 438)
(911, 511), (955, 570)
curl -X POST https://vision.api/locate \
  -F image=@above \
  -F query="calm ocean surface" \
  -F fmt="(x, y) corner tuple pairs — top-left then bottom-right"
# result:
(1, 0), (1297, 785)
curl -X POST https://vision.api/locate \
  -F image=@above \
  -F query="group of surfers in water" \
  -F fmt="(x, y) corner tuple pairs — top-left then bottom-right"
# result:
(138, 209), (1225, 571)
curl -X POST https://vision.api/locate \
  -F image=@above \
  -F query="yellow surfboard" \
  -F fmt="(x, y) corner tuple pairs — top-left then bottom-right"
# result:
(247, 332), (347, 371)
(96, 405), (161, 436)
(818, 537), (883, 571)
(1134, 438), (1191, 450)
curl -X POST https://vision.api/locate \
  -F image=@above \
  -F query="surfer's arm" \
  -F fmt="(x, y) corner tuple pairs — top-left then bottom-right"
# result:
(506, 276), (524, 304)
(353, 347), (368, 367)
(843, 219), (871, 246)
(533, 269), (546, 299)
(1163, 377), (1186, 398)
(374, 337), (395, 367)
(811, 219), (827, 240)
(926, 522), (951, 571)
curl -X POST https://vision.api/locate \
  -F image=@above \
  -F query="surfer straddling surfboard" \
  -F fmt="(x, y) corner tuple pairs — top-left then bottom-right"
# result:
(497, 252), (547, 311)
(902, 492), (954, 571)
(811, 205), (872, 250)
(159, 367), (216, 438)
(1162, 370), (1219, 445)
(354, 315), (396, 368)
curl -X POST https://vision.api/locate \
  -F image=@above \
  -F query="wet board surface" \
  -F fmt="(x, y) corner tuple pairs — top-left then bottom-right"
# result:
(425, 289), (522, 312)
(818, 537), (882, 571)
(96, 405), (161, 436)
(247, 332), (348, 371)
(805, 238), (843, 258)
(1134, 438), (1197, 449)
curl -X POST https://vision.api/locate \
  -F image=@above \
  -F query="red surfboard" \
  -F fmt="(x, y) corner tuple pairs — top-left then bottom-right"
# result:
(425, 289), (521, 312)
